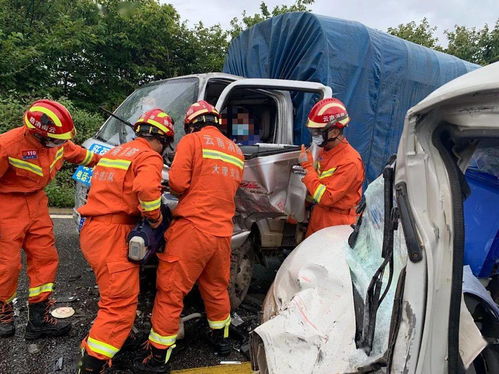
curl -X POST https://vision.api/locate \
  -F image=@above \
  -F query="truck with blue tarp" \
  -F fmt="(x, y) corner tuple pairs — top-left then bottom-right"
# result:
(223, 11), (478, 183)
(74, 13), (495, 309)
(223, 12), (497, 280)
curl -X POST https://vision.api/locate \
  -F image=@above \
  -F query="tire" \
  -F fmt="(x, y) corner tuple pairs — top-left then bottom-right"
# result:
(229, 237), (255, 310)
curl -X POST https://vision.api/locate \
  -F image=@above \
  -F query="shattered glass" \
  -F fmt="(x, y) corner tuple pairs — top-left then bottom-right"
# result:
(345, 175), (407, 359)
(469, 144), (499, 178)
(253, 175), (410, 373)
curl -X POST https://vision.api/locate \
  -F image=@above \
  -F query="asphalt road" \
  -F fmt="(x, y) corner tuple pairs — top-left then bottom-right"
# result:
(0, 218), (270, 374)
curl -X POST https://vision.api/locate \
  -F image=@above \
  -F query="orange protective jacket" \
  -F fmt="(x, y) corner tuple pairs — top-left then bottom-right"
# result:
(302, 139), (364, 236)
(77, 137), (163, 361)
(78, 137), (163, 221)
(0, 126), (100, 192)
(148, 127), (243, 351)
(0, 126), (99, 304)
(168, 126), (244, 237)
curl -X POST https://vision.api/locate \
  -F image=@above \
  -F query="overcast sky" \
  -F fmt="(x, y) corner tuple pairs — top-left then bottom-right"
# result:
(165, 0), (499, 44)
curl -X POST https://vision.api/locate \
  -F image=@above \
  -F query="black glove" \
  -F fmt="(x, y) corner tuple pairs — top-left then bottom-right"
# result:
(161, 179), (169, 193)
(147, 212), (163, 229)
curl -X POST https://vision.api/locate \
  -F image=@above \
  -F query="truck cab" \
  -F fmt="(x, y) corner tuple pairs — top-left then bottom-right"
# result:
(73, 72), (332, 308)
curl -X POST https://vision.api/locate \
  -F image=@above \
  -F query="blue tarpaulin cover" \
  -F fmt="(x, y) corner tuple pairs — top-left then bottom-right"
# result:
(223, 12), (478, 183)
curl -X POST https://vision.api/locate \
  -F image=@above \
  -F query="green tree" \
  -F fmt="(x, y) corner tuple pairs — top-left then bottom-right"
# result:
(0, 94), (29, 135)
(387, 18), (441, 50)
(181, 22), (230, 73)
(0, 0), (318, 111)
(0, 0), (224, 111)
(229, 0), (315, 39)
(445, 25), (486, 64)
(446, 21), (499, 65)
(387, 17), (499, 65)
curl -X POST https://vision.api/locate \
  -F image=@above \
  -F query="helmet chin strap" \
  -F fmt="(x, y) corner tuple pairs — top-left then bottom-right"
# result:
(324, 135), (340, 144)
(184, 122), (201, 134)
(161, 141), (175, 165)
(162, 141), (174, 154)
(158, 137), (172, 154)
(319, 129), (339, 147)
(161, 145), (169, 158)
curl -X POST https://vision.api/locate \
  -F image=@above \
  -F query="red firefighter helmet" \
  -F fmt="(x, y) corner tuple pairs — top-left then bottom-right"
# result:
(24, 100), (76, 140)
(134, 109), (175, 138)
(184, 100), (220, 131)
(306, 98), (350, 130)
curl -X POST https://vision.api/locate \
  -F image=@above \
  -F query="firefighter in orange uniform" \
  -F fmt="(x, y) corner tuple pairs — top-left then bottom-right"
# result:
(299, 98), (365, 237)
(134, 101), (244, 374)
(77, 109), (175, 373)
(0, 100), (100, 339)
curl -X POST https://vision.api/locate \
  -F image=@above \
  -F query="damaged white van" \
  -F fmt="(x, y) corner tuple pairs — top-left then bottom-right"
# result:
(250, 62), (499, 373)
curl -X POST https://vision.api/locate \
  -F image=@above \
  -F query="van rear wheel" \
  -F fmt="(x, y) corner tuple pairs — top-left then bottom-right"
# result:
(229, 238), (255, 310)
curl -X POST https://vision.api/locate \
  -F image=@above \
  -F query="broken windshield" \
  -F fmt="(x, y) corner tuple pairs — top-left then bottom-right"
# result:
(95, 78), (199, 146)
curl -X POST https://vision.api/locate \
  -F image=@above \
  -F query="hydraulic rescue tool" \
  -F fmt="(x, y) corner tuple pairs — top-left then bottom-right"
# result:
(128, 204), (172, 264)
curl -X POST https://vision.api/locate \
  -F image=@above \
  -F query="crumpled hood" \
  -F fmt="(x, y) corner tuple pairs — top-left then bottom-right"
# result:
(254, 225), (360, 374)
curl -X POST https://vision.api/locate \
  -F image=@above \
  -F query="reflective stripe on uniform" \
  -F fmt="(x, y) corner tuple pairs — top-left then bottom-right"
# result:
(97, 158), (131, 171)
(313, 184), (326, 203)
(208, 315), (231, 338)
(87, 336), (119, 359)
(202, 149), (244, 170)
(5, 292), (17, 304)
(8, 157), (43, 177)
(28, 283), (53, 298)
(50, 148), (64, 170)
(139, 197), (161, 212)
(80, 149), (95, 166)
(148, 328), (177, 347)
(319, 167), (336, 179)
(207, 315), (231, 329)
(164, 344), (176, 364)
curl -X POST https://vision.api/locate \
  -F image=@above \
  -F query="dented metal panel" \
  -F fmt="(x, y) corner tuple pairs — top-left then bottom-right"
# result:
(236, 150), (305, 218)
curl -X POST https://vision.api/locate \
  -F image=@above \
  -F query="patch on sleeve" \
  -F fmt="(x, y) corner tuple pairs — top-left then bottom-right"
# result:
(22, 150), (38, 160)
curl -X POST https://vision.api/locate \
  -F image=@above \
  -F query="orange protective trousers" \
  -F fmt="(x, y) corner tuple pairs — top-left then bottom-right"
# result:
(0, 190), (57, 304)
(79, 218), (139, 360)
(149, 218), (231, 349)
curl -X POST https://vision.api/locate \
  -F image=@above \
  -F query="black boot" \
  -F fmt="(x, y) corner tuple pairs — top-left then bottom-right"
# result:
(0, 301), (15, 338)
(112, 330), (144, 366)
(78, 351), (108, 373)
(207, 327), (231, 356)
(120, 330), (143, 352)
(25, 299), (71, 340)
(133, 344), (172, 374)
